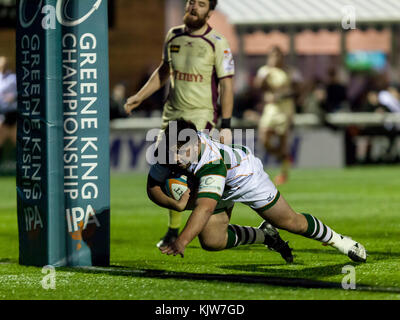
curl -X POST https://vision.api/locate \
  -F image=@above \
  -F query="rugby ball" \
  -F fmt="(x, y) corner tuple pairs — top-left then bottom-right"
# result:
(165, 175), (188, 200)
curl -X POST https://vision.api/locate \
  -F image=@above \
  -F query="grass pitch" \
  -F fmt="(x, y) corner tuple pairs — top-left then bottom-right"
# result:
(0, 166), (399, 300)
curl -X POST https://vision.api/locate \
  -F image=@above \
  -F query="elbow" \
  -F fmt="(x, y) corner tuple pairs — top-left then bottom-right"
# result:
(159, 63), (170, 83)
(146, 185), (157, 203)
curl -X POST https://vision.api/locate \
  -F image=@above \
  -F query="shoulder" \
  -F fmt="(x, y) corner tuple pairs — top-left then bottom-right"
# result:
(257, 65), (273, 79)
(149, 163), (171, 182)
(204, 28), (230, 48)
(195, 135), (227, 178)
(206, 28), (227, 42)
(166, 25), (186, 40)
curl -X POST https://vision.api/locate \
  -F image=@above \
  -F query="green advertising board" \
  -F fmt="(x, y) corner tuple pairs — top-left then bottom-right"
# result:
(16, 0), (110, 267)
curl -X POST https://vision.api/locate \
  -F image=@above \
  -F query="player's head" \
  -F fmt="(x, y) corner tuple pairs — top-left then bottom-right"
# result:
(163, 119), (200, 169)
(184, 0), (217, 30)
(268, 46), (284, 68)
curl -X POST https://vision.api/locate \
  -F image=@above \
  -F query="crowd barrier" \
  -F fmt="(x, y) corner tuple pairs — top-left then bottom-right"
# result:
(109, 112), (400, 172)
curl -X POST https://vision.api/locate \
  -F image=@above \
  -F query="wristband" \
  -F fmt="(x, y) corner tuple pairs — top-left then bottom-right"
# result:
(221, 118), (231, 129)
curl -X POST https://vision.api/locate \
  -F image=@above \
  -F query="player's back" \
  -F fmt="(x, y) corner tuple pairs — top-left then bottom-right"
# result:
(193, 132), (259, 194)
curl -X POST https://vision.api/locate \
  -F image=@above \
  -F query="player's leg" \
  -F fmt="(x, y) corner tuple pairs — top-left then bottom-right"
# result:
(198, 207), (291, 264)
(0, 124), (8, 147)
(10, 123), (17, 145)
(198, 209), (231, 251)
(273, 132), (290, 185)
(153, 121), (181, 247)
(259, 127), (280, 157)
(153, 117), (182, 248)
(198, 207), (269, 252)
(273, 110), (292, 185)
(257, 193), (367, 262)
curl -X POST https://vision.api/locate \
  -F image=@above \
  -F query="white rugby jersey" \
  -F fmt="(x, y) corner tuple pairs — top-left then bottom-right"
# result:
(149, 132), (259, 203)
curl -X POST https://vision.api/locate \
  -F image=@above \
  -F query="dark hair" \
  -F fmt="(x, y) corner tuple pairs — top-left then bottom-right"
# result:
(164, 118), (198, 148)
(270, 46), (283, 56)
(209, 0), (217, 10)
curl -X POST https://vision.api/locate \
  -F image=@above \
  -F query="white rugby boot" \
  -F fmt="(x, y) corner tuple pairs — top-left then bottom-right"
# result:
(325, 232), (367, 262)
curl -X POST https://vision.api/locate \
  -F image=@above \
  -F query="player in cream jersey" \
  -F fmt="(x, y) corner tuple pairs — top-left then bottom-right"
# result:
(125, 0), (234, 248)
(255, 47), (295, 186)
(162, 24), (234, 130)
(147, 119), (367, 264)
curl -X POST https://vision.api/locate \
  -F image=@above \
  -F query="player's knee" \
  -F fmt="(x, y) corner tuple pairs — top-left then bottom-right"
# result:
(199, 237), (224, 252)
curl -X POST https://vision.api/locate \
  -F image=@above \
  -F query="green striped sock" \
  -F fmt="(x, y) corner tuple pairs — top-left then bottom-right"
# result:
(225, 224), (265, 249)
(301, 213), (333, 243)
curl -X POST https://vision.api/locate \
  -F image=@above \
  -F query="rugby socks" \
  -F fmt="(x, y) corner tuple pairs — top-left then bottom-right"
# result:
(168, 209), (182, 229)
(301, 213), (334, 243)
(225, 224), (265, 249)
(301, 213), (360, 255)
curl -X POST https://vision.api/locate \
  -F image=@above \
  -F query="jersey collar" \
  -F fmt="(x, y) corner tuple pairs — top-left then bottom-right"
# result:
(184, 24), (212, 37)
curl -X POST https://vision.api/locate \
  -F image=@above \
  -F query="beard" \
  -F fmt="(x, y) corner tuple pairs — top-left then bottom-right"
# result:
(183, 11), (208, 30)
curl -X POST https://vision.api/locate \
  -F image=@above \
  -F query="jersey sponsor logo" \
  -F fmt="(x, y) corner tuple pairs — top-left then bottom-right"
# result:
(170, 45), (181, 53)
(174, 70), (204, 83)
(205, 176), (215, 185)
(198, 175), (225, 196)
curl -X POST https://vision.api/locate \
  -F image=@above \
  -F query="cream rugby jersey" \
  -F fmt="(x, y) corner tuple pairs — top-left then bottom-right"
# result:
(149, 132), (279, 212)
(162, 25), (235, 125)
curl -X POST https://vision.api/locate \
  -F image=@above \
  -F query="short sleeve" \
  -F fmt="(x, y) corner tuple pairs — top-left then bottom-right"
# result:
(162, 28), (174, 62)
(149, 164), (171, 183)
(195, 162), (227, 202)
(214, 37), (235, 79)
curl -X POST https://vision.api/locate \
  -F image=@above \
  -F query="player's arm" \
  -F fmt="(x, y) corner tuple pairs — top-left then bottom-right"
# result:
(215, 37), (235, 144)
(160, 197), (217, 257)
(124, 61), (170, 115)
(220, 76), (234, 120)
(219, 76), (234, 144)
(146, 175), (190, 212)
(124, 28), (175, 115)
(160, 162), (227, 256)
(254, 66), (270, 91)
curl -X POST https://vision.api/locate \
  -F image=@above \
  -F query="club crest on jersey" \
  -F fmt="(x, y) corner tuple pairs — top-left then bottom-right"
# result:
(170, 45), (180, 53)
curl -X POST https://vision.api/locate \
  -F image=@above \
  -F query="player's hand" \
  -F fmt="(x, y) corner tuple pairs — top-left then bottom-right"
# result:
(159, 239), (185, 258)
(219, 128), (232, 145)
(174, 189), (191, 212)
(124, 94), (143, 115)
